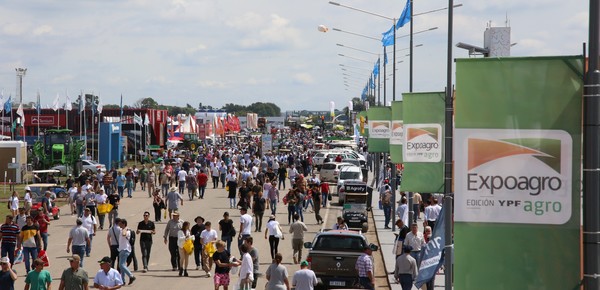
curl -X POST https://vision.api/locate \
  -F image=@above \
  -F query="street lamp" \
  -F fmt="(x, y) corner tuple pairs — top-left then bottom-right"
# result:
(15, 68), (27, 104)
(338, 53), (372, 63)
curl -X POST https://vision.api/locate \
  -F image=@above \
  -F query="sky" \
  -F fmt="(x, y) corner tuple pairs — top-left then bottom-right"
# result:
(0, 0), (588, 112)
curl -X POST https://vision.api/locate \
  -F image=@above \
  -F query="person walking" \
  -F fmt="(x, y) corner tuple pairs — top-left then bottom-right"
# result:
(403, 223), (426, 267)
(288, 213), (307, 265)
(0, 256), (17, 290)
(136, 211), (155, 273)
(265, 253), (290, 290)
(394, 246), (418, 290)
(8, 191), (18, 217)
(24, 259), (52, 290)
(381, 188), (393, 229)
(166, 187), (184, 220)
(197, 169), (208, 199)
(164, 211), (183, 271)
(117, 219), (136, 285)
(125, 168), (134, 198)
(211, 165), (220, 189)
(218, 212), (235, 253)
(200, 221), (218, 277)
(264, 215), (284, 260)
(226, 173), (238, 209)
(177, 221), (193, 277)
(93, 256), (123, 290)
(212, 240), (239, 290)
(355, 245), (375, 290)
(107, 191), (120, 228)
(237, 208), (252, 256)
(267, 181), (279, 215)
(20, 216), (42, 273)
(177, 168), (188, 195)
(95, 189), (108, 230)
(252, 190), (266, 232)
(291, 261), (317, 290)
(191, 216), (205, 271)
(67, 219), (90, 267)
(106, 218), (121, 269)
(186, 170), (197, 201)
(160, 170), (170, 197)
(311, 186), (323, 224)
(0, 215), (19, 265)
(238, 244), (253, 290)
(116, 171), (126, 198)
(32, 210), (50, 252)
(244, 237), (260, 290)
(147, 169), (156, 198)
(58, 254), (89, 290)
(151, 190), (165, 222)
(81, 208), (97, 258)
(285, 190), (297, 225)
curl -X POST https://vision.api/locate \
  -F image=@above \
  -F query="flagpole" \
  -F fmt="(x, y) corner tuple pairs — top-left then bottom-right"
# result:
(83, 94), (87, 159)
(57, 95), (61, 129)
(37, 91), (40, 140)
(10, 103), (13, 140)
(135, 114), (138, 165)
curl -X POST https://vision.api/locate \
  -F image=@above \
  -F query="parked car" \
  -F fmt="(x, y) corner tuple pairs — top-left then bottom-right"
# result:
(336, 166), (364, 203)
(304, 230), (378, 288)
(319, 162), (355, 183)
(51, 160), (106, 175)
(28, 183), (62, 219)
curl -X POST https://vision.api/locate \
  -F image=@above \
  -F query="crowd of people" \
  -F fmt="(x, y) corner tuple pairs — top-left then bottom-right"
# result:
(0, 130), (375, 290)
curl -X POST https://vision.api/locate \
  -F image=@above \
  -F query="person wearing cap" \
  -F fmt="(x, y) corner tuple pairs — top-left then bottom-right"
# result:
(24, 258), (52, 290)
(0, 256), (17, 290)
(394, 246), (417, 290)
(291, 261), (317, 290)
(58, 254), (89, 290)
(191, 216), (205, 271)
(24, 187), (33, 216)
(93, 256), (122, 290)
(163, 211), (183, 271)
(166, 187), (184, 220)
(355, 245), (375, 290)
(67, 219), (90, 267)
(264, 215), (284, 260)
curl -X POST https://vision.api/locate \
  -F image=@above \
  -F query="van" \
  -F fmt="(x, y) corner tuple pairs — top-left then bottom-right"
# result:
(319, 162), (355, 183)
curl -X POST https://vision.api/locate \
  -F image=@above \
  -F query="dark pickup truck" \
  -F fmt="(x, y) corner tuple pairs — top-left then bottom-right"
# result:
(304, 230), (378, 289)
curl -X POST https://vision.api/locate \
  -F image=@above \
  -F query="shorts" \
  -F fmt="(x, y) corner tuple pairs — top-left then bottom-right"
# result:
(292, 239), (303, 251)
(214, 273), (230, 286)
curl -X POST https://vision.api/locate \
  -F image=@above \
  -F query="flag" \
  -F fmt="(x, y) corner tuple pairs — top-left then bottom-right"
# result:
(0, 93), (5, 113)
(361, 86), (368, 101)
(134, 113), (143, 126)
(78, 93), (84, 114)
(384, 47), (388, 65)
(144, 113), (149, 126)
(65, 95), (72, 111)
(369, 77), (375, 89)
(373, 58), (380, 78)
(396, 0), (411, 28)
(97, 95), (103, 114)
(348, 100), (353, 111)
(36, 91), (41, 115)
(382, 25), (394, 46)
(4, 96), (12, 113)
(91, 96), (97, 115)
(415, 206), (447, 288)
(16, 103), (24, 121)
(53, 94), (60, 111)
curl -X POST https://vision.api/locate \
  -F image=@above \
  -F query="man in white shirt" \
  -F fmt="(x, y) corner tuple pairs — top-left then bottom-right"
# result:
(200, 221), (218, 275)
(117, 219), (136, 285)
(177, 169), (188, 194)
(237, 208), (253, 255)
(403, 223), (426, 267)
(81, 208), (97, 257)
(396, 196), (408, 228)
(94, 256), (123, 289)
(424, 198), (442, 230)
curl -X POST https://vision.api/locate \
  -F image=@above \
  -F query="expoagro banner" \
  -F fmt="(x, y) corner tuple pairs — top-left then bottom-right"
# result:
(454, 56), (583, 290)
(367, 107), (391, 153)
(400, 92), (445, 193)
(389, 101), (403, 163)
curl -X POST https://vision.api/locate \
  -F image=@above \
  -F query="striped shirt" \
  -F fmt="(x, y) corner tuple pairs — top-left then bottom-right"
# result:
(0, 223), (20, 245)
(355, 253), (373, 278)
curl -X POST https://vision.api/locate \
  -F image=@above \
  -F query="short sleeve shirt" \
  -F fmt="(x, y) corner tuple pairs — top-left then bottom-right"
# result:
(240, 214), (252, 235)
(24, 270), (52, 290)
(93, 268), (123, 287)
(60, 268), (89, 290)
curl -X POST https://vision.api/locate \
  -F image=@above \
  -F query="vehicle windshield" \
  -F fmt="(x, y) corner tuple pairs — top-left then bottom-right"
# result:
(313, 235), (366, 251)
(340, 172), (361, 179)
(322, 164), (336, 170)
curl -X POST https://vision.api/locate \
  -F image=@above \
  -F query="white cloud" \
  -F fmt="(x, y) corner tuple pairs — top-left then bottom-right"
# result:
(50, 74), (74, 84)
(185, 44), (208, 54)
(237, 14), (305, 49)
(245, 78), (275, 86)
(198, 80), (227, 88)
(2, 23), (28, 36)
(293, 73), (315, 85)
(33, 24), (53, 36)
(145, 76), (172, 85)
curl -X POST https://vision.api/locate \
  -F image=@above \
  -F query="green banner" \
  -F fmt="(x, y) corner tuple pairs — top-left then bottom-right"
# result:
(389, 101), (403, 163)
(454, 56), (583, 290)
(400, 92), (445, 192)
(367, 107), (391, 153)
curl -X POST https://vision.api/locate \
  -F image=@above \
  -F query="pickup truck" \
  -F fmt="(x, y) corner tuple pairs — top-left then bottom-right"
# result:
(304, 230), (378, 289)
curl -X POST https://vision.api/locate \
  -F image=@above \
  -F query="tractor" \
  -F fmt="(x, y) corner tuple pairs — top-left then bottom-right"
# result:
(181, 133), (202, 152)
(32, 129), (86, 176)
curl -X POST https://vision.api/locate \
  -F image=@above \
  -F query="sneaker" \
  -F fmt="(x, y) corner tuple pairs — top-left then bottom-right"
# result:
(207, 272), (211, 277)
(128, 276), (136, 285)
(172, 268), (178, 271)
(142, 269), (147, 273)
(196, 266), (201, 270)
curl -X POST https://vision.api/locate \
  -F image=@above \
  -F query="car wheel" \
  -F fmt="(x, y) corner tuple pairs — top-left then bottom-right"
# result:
(361, 222), (368, 233)
(57, 191), (67, 198)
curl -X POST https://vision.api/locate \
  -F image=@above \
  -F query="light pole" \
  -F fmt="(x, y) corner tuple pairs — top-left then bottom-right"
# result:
(15, 68), (27, 104)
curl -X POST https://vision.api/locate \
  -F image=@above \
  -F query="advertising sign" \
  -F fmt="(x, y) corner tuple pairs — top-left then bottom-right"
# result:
(389, 101), (403, 163)
(403, 124), (442, 163)
(367, 107), (391, 153)
(453, 56), (583, 290)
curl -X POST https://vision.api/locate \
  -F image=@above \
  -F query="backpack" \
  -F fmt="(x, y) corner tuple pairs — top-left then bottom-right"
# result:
(128, 230), (136, 246)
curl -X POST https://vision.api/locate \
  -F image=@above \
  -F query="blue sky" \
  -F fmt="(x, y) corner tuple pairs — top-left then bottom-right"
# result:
(0, 0), (587, 111)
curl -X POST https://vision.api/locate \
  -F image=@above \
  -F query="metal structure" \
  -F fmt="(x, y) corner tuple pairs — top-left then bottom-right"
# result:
(32, 129), (85, 176)
(15, 68), (27, 104)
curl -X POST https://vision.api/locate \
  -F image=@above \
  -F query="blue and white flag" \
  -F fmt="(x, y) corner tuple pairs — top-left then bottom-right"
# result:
(397, 0), (411, 28)
(373, 58), (380, 78)
(414, 206), (447, 288)
(381, 25), (394, 47)
(4, 96), (12, 113)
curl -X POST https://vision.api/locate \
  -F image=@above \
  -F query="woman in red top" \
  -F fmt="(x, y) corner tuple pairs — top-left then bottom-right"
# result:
(196, 169), (209, 199)
(33, 209), (50, 251)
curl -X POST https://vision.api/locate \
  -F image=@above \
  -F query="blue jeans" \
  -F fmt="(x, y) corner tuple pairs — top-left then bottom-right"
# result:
(76, 204), (84, 217)
(295, 204), (304, 222)
(199, 186), (206, 198)
(86, 234), (94, 256)
(287, 205), (296, 224)
(126, 182), (133, 197)
(179, 181), (185, 194)
(1, 243), (15, 266)
(358, 277), (374, 290)
(72, 245), (86, 266)
(162, 184), (169, 197)
(383, 204), (392, 227)
(22, 247), (38, 272)
(119, 250), (134, 281)
(322, 193), (328, 207)
(118, 186), (125, 198)
(270, 199), (277, 215)
(278, 178), (285, 190)
(222, 235), (232, 253)
(40, 232), (48, 251)
(229, 197), (237, 209)
(304, 198), (314, 210)
(410, 251), (422, 267)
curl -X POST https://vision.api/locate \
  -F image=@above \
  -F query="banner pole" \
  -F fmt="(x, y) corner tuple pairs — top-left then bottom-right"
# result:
(444, 0), (455, 288)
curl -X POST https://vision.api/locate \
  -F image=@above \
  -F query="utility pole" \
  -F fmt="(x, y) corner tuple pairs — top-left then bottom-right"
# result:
(15, 68), (27, 104)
